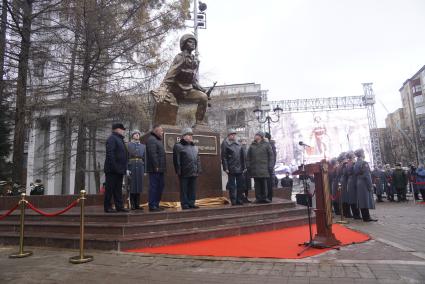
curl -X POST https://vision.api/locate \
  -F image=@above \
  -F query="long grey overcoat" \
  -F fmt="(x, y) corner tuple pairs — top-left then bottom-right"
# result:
(127, 142), (145, 194)
(346, 162), (358, 205)
(353, 159), (375, 209)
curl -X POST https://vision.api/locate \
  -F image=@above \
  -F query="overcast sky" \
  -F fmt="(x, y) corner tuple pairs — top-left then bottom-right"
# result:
(180, 0), (425, 127)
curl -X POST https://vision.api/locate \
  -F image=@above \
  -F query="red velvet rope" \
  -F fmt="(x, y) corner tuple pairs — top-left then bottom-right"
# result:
(0, 203), (20, 221)
(26, 199), (79, 217)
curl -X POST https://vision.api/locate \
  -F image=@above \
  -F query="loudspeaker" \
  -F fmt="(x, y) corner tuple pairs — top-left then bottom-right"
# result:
(296, 193), (312, 206)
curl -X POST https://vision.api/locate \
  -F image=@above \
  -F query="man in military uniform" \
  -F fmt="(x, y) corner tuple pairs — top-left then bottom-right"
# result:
(353, 149), (377, 222)
(337, 152), (352, 218)
(152, 34), (208, 126)
(345, 151), (361, 219)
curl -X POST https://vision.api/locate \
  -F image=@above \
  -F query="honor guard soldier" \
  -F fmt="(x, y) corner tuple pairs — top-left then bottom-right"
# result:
(127, 130), (145, 211)
(353, 149), (377, 222)
(345, 151), (361, 219)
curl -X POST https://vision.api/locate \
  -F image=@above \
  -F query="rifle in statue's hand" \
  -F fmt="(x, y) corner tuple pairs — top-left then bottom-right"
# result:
(206, 81), (217, 107)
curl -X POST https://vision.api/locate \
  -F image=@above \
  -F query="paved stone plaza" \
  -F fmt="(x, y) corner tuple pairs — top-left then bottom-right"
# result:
(0, 200), (424, 284)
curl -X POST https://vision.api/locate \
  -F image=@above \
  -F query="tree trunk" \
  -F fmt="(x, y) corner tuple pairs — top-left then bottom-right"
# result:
(61, 34), (78, 194)
(73, 34), (91, 193)
(89, 126), (100, 193)
(12, 0), (33, 185)
(0, 0), (8, 101)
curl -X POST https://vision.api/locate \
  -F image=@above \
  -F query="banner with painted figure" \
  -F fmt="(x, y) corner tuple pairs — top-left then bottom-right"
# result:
(271, 109), (372, 168)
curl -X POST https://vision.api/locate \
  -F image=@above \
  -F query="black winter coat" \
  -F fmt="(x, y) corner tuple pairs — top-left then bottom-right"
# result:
(246, 140), (274, 178)
(146, 132), (166, 173)
(173, 139), (202, 177)
(104, 132), (128, 175)
(221, 138), (245, 174)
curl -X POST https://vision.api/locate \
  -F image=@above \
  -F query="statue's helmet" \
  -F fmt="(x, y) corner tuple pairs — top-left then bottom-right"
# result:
(180, 34), (197, 51)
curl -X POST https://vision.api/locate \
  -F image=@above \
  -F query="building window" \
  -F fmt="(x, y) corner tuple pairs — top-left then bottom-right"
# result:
(226, 110), (246, 128)
(414, 95), (424, 104)
(415, 105), (425, 115)
(412, 85), (422, 94)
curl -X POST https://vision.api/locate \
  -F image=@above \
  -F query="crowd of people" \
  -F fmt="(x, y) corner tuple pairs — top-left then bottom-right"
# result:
(103, 124), (279, 213)
(371, 163), (425, 202)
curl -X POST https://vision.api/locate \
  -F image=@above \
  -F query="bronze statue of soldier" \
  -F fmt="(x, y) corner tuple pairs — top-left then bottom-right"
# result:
(151, 34), (209, 126)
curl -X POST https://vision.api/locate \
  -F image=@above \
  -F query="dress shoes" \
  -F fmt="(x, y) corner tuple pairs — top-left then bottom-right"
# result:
(116, 208), (130, 213)
(190, 205), (200, 209)
(363, 218), (378, 222)
(149, 207), (161, 212)
(104, 208), (116, 213)
(181, 205), (190, 210)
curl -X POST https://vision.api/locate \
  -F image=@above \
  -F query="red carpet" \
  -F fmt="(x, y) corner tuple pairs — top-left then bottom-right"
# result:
(126, 224), (370, 259)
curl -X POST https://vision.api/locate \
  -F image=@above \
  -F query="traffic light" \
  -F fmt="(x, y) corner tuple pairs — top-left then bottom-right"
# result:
(197, 13), (206, 29)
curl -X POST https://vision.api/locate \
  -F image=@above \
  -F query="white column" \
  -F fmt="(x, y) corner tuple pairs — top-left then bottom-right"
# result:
(47, 118), (58, 195)
(69, 129), (77, 194)
(25, 121), (36, 195)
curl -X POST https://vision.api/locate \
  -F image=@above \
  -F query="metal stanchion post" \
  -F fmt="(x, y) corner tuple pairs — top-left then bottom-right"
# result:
(69, 190), (93, 264)
(9, 193), (33, 258)
(336, 183), (348, 224)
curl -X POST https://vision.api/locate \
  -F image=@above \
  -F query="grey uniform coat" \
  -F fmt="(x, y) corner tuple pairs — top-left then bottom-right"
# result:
(127, 142), (145, 194)
(346, 161), (357, 205)
(354, 159), (375, 209)
(339, 163), (350, 203)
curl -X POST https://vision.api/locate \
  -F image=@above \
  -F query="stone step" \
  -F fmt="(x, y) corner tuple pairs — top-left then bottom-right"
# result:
(0, 206), (307, 236)
(3, 200), (296, 224)
(0, 215), (311, 251)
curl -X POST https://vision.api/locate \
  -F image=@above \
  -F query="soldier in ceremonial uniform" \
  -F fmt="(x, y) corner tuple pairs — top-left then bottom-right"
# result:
(153, 34), (208, 125)
(353, 149), (377, 222)
(345, 151), (361, 219)
(127, 130), (145, 211)
(337, 152), (352, 218)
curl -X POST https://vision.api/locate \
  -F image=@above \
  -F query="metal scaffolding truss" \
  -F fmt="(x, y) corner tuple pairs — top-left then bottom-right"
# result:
(268, 83), (383, 166)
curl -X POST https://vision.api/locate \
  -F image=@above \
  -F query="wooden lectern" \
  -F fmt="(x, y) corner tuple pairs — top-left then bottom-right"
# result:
(304, 160), (341, 248)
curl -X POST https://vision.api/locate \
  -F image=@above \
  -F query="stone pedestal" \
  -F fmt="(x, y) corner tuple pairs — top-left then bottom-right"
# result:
(143, 125), (223, 202)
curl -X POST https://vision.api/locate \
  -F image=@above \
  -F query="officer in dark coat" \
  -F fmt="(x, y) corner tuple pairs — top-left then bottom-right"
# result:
(173, 128), (202, 209)
(127, 130), (145, 211)
(146, 125), (166, 212)
(246, 131), (274, 204)
(240, 137), (252, 203)
(346, 151), (361, 219)
(221, 129), (245, 206)
(353, 149), (377, 222)
(104, 123), (129, 213)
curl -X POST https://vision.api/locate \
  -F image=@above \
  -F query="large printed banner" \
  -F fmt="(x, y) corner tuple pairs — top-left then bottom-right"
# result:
(271, 109), (372, 166)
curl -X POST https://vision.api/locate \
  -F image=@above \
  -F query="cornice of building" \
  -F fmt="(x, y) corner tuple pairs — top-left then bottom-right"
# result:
(399, 64), (425, 92)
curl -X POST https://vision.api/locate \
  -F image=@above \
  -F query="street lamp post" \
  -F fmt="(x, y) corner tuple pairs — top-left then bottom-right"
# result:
(253, 105), (283, 135)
